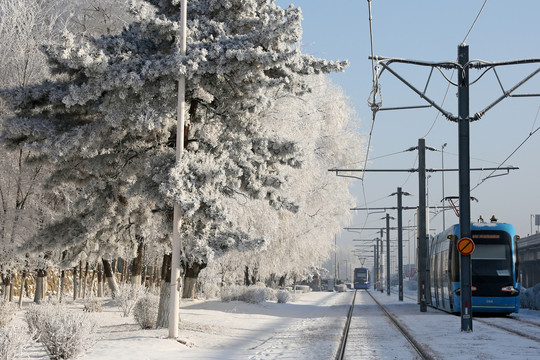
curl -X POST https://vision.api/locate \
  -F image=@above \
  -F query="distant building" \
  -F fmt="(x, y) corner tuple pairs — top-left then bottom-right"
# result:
(518, 233), (540, 288)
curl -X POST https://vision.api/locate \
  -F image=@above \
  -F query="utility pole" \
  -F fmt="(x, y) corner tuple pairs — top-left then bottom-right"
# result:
(386, 214), (391, 296)
(418, 138), (428, 312)
(458, 44), (473, 332)
(397, 187), (404, 301)
(373, 244), (377, 290)
(170, 0), (187, 339)
(380, 229), (384, 293)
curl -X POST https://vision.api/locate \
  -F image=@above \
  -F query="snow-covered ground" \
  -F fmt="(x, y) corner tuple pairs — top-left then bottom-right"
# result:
(16, 289), (540, 359)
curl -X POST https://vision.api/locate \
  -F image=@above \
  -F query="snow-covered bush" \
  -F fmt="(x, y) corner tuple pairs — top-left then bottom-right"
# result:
(520, 284), (540, 310)
(83, 298), (103, 312)
(133, 294), (159, 329)
(25, 302), (99, 359)
(0, 298), (17, 327)
(114, 283), (147, 317)
(243, 286), (275, 304)
(221, 285), (276, 304)
(200, 282), (220, 300)
(276, 290), (292, 304)
(295, 285), (311, 293)
(0, 325), (33, 360)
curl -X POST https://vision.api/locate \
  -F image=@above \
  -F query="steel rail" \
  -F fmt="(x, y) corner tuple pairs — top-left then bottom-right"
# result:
(335, 290), (357, 360)
(366, 291), (434, 360)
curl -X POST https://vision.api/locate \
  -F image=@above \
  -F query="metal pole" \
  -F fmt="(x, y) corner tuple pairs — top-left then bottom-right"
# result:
(373, 244), (377, 290)
(380, 229), (384, 293)
(458, 43), (473, 332)
(442, 143), (447, 230)
(334, 235), (337, 286)
(418, 138), (427, 312)
(375, 241), (379, 290)
(386, 214), (391, 296)
(170, 0), (187, 339)
(398, 187), (404, 301)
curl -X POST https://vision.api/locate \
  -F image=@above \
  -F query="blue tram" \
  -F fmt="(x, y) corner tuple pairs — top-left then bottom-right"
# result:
(429, 221), (520, 314)
(354, 267), (370, 289)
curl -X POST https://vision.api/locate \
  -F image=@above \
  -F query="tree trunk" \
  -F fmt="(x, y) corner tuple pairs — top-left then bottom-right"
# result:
(182, 262), (206, 299)
(0, 273), (5, 299)
(278, 275), (287, 287)
(34, 269), (47, 303)
(18, 270), (26, 308)
(244, 266), (251, 286)
(78, 261), (83, 298)
(131, 242), (144, 285)
(97, 263), (103, 297)
(59, 270), (65, 302)
(82, 262), (89, 298)
(156, 253), (172, 328)
(73, 266), (78, 300)
(89, 269), (96, 297)
(4, 272), (12, 301)
(102, 259), (119, 297)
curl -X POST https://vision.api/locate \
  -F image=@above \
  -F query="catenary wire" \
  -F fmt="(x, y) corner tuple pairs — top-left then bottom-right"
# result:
(462, 0), (488, 44)
(471, 124), (540, 192)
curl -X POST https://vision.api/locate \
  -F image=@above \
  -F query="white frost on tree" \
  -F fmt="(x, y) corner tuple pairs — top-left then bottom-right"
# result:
(1, 0), (348, 287)
(202, 74), (365, 288)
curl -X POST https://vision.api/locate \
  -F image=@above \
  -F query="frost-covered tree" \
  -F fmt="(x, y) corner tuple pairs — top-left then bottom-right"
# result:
(1, 0), (346, 303)
(202, 74), (364, 289)
(0, 0), (74, 298)
(0, 0), (134, 300)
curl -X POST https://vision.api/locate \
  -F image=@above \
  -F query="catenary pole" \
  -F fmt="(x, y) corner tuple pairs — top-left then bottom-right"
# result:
(380, 230), (384, 293)
(373, 244), (377, 290)
(386, 214), (391, 296)
(170, 0), (187, 339)
(397, 187), (404, 301)
(458, 43), (473, 332)
(418, 138), (427, 312)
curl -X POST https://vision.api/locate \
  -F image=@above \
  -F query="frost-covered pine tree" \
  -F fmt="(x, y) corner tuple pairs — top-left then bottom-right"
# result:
(1, 0), (347, 302)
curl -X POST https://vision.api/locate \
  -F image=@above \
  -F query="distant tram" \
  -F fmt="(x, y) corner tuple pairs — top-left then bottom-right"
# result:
(429, 221), (520, 314)
(354, 267), (370, 289)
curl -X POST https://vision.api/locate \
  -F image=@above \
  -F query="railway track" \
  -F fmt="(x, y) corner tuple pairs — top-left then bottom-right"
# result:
(402, 291), (540, 342)
(475, 316), (540, 342)
(336, 290), (436, 360)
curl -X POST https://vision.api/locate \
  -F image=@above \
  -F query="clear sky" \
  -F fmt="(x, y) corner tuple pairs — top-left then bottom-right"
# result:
(276, 0), (540, 269)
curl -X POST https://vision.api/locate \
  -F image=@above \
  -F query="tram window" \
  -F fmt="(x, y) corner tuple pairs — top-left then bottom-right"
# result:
(471, 244), (506, 260)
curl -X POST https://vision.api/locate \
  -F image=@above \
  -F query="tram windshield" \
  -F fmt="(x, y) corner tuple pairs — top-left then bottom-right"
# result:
(471, 232), (512, 277)
(355, 271), (368, 283)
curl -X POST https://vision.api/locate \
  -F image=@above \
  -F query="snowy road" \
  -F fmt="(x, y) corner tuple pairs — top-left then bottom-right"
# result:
(18, 290), (540, 360)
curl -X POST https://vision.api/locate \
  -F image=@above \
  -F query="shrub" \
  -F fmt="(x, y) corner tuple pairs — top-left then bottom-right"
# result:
(0, 325), (33, 360)
(295, 285), (311, 293)
(221, 285), (275, 304)
(0, 298), (17, 327)
(114, 283), (147, 317)
(276, 290), (292, 304)
(25, 302), (99, 360)
(133, 294), (159, 329)
(521, 284), (540, 310)
(83, 298), (103, 312)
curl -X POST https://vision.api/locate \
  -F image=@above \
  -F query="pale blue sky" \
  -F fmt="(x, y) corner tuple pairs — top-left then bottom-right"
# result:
(276, 0), (540, 265)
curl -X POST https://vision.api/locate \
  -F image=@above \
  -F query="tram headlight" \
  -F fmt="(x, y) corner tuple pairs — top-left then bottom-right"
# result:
(501, 286), (519, 294)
